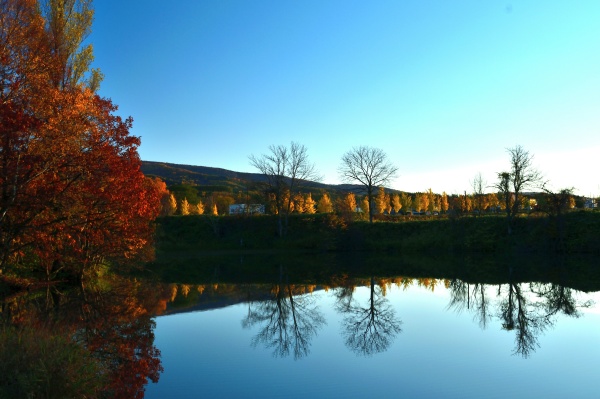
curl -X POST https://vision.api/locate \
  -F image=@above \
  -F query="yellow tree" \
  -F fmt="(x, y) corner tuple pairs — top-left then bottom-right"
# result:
(375, 186), (387, 214)
(292, 192), (305, 213)
(400, 192), (412, 212)
(304, 193), (316, 214)
(426, 189), (435, 213)
(487, 193), (500, 212)
(196, 201), (205, 215)
(360, 195), (370, 216)
(460, 194), (472, 212)
(441, 192), (449, 213)
(384, 192), (392, 214)
(317, 193), (333, 213)
(336, 193), (357, 215)
(412, 193), (421, 212)
(391, 194), (402, 213)
(42, 0), (103, 91)
(168, 194), (177, 215)
(211, 203), (218, 216)
(420, 192), (430, 213)
(180, 198), (190, 216)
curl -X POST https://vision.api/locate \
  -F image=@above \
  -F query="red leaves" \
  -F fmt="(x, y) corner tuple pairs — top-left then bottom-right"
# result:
(1, 1), (160, 276)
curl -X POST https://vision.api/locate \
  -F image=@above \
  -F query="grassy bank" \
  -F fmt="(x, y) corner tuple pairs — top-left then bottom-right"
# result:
(155, 210), (600, 255)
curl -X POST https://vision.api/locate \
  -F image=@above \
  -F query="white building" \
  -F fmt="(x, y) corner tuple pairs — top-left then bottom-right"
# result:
(228, 203), (265, 215)
(584, 198), (597, 209)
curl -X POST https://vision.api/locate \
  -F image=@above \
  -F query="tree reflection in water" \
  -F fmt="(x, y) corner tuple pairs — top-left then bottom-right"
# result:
(447, 266), (592, 358)
(75, 276), (164, 398)
(447, 280), (492, 329)
(336, 276), (402, 356)
(0, 275), (164, 398)
(242, 267), (326, 359)
(497, 280), (548, 358)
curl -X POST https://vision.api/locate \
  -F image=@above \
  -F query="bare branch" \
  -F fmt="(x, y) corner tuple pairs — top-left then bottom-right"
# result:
(249, 142), (319, 236)
(494, 145), (543, 234)
(338, 146), (397, 223)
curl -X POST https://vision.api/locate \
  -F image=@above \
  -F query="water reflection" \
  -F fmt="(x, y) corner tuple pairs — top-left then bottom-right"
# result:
(158, 262), (595, 360)
(446, 265), (592, 358)
(0, 275), (163, 398)
(335, 276), (402, 356)
(5, 255), (599, 396)
(242, 266), (326, 359)
(447, 280), (492, 329)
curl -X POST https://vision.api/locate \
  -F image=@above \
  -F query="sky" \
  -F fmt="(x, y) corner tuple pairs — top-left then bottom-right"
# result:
(91, 1), (600, 196)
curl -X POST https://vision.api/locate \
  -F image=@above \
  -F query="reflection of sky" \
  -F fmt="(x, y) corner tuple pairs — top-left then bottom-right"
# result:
(146, 285), (600, 399)
(579, 291), (600, 314)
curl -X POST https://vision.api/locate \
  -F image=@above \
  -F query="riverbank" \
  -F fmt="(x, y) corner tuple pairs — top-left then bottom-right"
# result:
(155, 210), (600, 255)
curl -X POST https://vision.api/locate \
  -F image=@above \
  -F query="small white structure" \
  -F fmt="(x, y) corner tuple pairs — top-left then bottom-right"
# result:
(228, 203), (265, 215)
(584, 198), (597, 209)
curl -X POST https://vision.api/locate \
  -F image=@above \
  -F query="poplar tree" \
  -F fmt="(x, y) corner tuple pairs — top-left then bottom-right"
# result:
(441, 192), (449, 213)
(42, 0), (103, 90)
(336, 193), (357, 216)
(375, 187), (387, 214)
(400, 193), (413, 212)
(304, 193), (316, 214)
(168, 194), (177, 215)
(360, 196), (370, 216)
(392, 194), (402, 213)
(292, 192), (305, 213)
(317, 193), (333, 213)
(180, 198), (190, 216)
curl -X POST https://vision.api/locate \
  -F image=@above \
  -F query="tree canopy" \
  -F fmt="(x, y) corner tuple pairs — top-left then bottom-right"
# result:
(0, 0), (160, 278)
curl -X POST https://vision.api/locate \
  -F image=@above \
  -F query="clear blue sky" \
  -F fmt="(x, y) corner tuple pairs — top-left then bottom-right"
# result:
(91, 1), (600, 196)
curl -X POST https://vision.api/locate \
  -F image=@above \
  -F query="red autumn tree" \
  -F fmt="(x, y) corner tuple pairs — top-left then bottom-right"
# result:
(1, 0), (160, 279)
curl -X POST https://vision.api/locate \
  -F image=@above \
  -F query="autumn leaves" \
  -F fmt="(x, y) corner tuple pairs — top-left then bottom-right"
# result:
(0, 0), (161, 278)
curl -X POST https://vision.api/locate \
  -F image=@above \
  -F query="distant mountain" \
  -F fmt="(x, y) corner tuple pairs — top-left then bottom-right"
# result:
(141, 161), (363, 194)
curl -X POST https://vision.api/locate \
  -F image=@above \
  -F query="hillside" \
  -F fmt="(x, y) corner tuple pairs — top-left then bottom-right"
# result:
(141, 160), (364, 194)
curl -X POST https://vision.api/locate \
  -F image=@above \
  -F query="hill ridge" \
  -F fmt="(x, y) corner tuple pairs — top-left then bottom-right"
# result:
(141, 160), (364, 194)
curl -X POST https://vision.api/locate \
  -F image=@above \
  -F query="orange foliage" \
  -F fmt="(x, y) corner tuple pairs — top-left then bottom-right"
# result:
(1, 1), (160, 276)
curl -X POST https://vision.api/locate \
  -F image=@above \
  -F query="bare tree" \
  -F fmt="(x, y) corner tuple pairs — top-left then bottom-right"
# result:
(339, 277), (402, 356)
(242, 267), (325, 359)
(249, 142), (319, 236)
(471, 172), (487, 216)
(447, 279), (492, 330)
(494, 145), (543, 234)
(338, 146), (398, 223)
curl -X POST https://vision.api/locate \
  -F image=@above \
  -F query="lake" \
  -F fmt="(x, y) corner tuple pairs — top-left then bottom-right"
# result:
(143, 253), (600, 399)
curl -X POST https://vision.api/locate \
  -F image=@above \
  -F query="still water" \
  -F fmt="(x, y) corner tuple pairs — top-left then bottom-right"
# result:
(144, 254), (600, 399)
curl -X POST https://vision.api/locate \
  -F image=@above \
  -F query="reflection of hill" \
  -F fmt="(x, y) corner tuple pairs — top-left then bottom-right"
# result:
(145, 252), (600, 319)
(162, 290), (273, 316)
(161, 283), (328, 316)
(146, 252), (600, 294)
